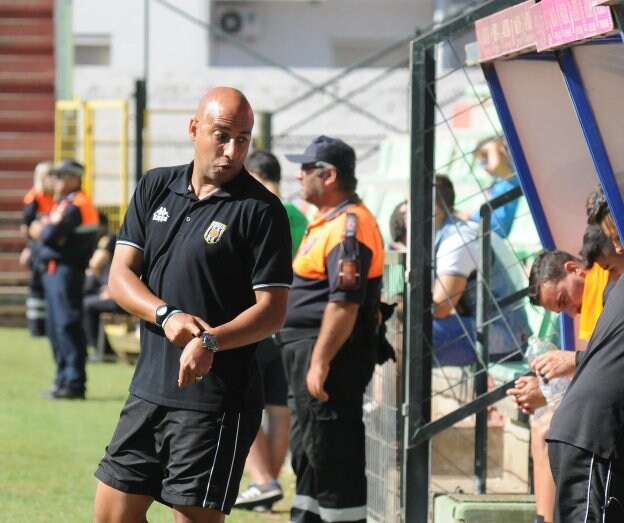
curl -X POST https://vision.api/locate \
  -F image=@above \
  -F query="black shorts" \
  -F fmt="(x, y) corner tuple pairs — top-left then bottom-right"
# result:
(94, 394), (262, 513)
(549, 440), (624, 522)
(256, 337), (287, 407)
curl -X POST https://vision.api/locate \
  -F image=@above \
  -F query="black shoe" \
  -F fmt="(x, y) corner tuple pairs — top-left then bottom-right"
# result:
(48, 388), (85, 400)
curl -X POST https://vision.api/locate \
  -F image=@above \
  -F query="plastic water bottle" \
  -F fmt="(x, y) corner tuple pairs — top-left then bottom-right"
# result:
(524, 335), (571, 409)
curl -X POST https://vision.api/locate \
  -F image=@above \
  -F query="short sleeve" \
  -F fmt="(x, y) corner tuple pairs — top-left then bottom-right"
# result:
(326, 240), (373, 304)
(117, 175), (151, 251)
(436, 232), (478, 278)
(249, 200), (293, 289)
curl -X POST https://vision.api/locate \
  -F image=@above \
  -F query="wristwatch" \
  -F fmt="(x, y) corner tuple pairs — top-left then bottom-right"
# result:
(155, 304), (179, 328)
(200, 331), (220, 354)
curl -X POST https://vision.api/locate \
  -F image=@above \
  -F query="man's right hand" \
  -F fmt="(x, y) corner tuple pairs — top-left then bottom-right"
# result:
(307, 361), (330, 402)
(163, 313), (210, 348)
(530, 350), (576, 382)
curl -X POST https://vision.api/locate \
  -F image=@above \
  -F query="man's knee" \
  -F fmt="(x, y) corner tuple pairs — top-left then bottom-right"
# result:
(94, 481), (152, 523)
(173, 505), (225, 523)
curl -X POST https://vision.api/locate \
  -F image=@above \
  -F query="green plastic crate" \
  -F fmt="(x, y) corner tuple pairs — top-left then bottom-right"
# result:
(434, 493), (535, 523)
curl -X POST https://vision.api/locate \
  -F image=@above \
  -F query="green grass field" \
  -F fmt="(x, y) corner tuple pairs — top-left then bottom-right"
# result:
(0, 327), (293, 522)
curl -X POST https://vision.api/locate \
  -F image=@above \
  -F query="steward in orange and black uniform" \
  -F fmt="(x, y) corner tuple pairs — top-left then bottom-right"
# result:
(277, 135), (385, 523)
(38, 160), (99, 399)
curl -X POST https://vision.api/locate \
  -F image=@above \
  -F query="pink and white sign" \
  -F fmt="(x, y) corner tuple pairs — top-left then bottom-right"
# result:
(476, 1), (537, 62)
(534, 0), (614, 51)
(476, 0), (614, 61)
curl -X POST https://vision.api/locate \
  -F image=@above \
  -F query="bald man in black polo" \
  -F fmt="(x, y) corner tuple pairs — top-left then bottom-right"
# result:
(93, 87), (293, 523)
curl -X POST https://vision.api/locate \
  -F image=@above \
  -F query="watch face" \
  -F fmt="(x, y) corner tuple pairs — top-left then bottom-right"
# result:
(155, 304), (177, 327)
(202, 332), (218, 352)
(156, 304), (169, 316)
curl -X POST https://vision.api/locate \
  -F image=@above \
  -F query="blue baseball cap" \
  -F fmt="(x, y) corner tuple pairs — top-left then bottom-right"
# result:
(285, 135), (356, 177)
(51, 159), (84, 177)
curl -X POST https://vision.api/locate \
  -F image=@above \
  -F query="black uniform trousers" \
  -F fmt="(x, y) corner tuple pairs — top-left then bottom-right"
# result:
(549, 441), (624, 523)
(42, 263), (87, 393)
(281, 335), (367, 523)
(82, 293), (122, 357)
(26, 262), (46, 337)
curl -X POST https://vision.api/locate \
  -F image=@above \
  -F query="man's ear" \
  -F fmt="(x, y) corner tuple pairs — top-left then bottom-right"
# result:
(322, 166), (338, 185)
(188, 117), (198, 141)
(563, 260), (585, 277)
(563, 260), (577, 274)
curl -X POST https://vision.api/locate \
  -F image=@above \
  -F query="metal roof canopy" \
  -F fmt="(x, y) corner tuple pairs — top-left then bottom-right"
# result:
(476, 2), (624, 349)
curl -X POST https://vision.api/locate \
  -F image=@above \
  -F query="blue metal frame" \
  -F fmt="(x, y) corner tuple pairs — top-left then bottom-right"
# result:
(557, 47), (624, 254)
(614, 6), (624, 42)
(482, 61), (583, 349)
(482, 62), (555, 249)
(560, 316), (576, 351)
(555, 43), (624, 350)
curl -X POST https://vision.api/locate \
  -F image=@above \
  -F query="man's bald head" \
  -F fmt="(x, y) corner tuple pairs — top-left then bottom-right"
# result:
(195, 86), (254, 126)
(189, 86), (255, 188)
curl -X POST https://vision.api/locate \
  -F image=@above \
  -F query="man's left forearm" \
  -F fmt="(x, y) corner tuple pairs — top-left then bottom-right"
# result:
(208, 287), (289, 351)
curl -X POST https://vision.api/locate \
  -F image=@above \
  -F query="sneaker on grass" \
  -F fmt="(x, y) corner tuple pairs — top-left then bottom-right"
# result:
(234, 481), (283, 511)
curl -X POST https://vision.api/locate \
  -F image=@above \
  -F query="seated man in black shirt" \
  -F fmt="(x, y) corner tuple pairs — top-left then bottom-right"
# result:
(83, 211), (122, 362)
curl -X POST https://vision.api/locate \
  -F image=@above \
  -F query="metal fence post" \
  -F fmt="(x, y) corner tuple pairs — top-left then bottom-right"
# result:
(474, 204), (492, 494)
(403, 40), (436, 523)
(135, 79), (147, 182)
(474, 186), (523, 493)
(256, 111), (273, 151)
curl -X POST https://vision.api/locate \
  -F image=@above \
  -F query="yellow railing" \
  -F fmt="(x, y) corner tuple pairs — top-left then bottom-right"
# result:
(54, 98), (129, 231)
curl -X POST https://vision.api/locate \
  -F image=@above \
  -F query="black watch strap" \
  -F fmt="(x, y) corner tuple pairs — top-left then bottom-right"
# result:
(155, 304), (180, 328)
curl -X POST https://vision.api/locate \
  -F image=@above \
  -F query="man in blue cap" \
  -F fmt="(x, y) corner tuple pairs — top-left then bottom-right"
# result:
(276, 135), (385, 523)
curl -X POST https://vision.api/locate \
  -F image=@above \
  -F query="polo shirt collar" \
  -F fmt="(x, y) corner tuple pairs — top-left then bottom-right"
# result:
(169, 163), (195, 197)
(168, 161), (249, 200)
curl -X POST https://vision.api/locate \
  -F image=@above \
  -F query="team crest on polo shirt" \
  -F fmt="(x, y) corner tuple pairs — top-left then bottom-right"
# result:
(204, 221), (227, 244)
(152, 206), (169, 223)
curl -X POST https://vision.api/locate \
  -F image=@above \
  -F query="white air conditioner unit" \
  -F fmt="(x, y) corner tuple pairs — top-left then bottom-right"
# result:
(214, 6), (262, 39)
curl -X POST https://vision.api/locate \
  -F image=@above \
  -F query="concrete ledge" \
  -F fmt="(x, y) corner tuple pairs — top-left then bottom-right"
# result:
(103, 313), (140, 363)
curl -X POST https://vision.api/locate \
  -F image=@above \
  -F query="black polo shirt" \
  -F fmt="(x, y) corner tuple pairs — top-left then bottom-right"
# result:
(548, 276), (624, 461)
(116, 162), (293, 412)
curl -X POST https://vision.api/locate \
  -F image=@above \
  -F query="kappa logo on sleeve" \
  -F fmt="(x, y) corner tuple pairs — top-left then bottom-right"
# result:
(152, 206), (170, 223)
(204, 221), (227, 244)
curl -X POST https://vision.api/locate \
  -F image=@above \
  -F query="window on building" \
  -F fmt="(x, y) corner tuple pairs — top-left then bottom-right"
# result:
(74, 34), (111, 66)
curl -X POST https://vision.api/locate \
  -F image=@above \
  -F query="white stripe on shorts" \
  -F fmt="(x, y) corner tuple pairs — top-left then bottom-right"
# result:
(201, 412), (242, 511)
(585, 453), (595, 523)
(203, 414), (226, 508)
(221, 412), (241, 512)
(603, 461), (612, 523)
